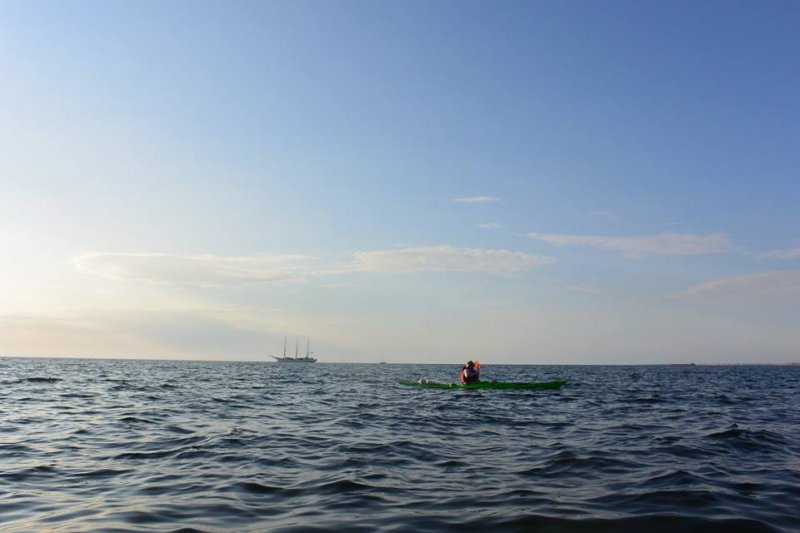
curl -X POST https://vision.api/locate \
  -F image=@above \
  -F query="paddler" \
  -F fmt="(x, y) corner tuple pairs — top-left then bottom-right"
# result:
(460, 360), (480, 384)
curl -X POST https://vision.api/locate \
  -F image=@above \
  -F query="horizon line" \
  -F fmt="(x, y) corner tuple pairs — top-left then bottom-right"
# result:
(1, 355), (798, 366)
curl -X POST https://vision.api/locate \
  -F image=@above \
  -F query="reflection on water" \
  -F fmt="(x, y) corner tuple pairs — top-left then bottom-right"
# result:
(1, 358), (798, 532)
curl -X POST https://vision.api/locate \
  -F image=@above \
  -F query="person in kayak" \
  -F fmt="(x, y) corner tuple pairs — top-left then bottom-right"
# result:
(461, 360), (480, 384)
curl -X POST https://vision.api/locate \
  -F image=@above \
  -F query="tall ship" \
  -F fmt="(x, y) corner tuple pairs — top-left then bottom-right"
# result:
(270, 337), (317, 363)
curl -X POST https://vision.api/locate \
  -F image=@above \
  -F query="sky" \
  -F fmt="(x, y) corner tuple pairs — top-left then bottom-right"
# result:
(1, 0), (799, 364)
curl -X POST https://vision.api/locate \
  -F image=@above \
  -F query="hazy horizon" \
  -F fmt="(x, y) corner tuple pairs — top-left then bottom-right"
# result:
(3, 355), (799, 366)
(2, 1), (799, 364)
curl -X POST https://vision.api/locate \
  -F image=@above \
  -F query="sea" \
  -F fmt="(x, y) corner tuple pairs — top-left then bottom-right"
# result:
(1, 358), (798, 532)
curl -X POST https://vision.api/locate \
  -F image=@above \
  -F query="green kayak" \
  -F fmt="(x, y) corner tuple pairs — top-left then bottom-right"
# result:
(399, 379), (567, 390)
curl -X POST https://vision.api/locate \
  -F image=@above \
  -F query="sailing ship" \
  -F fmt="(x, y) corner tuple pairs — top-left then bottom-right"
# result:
(270, 337), (317, 363)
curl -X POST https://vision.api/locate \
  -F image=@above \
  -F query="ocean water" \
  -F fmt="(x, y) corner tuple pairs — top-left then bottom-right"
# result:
(1, 359), (798, 533)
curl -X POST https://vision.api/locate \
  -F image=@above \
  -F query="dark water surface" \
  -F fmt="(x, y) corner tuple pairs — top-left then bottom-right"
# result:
(1, 359), (798, 532)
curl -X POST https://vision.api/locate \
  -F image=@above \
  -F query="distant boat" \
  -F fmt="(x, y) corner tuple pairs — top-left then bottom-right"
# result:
(270, 337), (317, 363)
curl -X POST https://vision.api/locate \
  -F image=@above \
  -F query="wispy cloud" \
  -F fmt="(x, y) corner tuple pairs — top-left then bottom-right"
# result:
(478, 222), (503, 229)
(565, 282), (599, 293)
(72, 252), (312, 288)
(591, 210), (620, 220)
(528, 232), (735, 257)
(453, 196), (499, 204)
(757, 247), (800, 260)
(74, 246), (555, 286)
(347, 245), (555, 275)
(672, 271), (800, 304)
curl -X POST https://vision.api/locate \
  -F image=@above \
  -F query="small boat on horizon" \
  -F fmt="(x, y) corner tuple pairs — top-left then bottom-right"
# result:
(270, 337), (317, 363)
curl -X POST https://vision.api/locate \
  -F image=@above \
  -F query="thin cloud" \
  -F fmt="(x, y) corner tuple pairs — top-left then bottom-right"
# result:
(757, 247), (800, 260)
(347, 245), (555, 275)
(453, 196), (499, 204)
(74, 247), (556, 286)
(672, 271), (800, 304)
(528, 232), (735, 257)
(72, 252), (312, 288)
(591, 210), (620, 220)
(565, 282), (599, 293)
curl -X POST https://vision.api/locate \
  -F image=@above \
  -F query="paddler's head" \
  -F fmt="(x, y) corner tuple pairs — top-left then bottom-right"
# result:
(466, 360), (474, 368)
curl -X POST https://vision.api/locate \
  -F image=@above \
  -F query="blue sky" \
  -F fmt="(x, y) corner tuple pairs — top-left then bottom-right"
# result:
(1, 1), (799, 363)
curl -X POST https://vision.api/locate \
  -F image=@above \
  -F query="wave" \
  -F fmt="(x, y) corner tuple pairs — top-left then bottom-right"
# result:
(707, 424), (789, 453)
(1, 360), (797, 533)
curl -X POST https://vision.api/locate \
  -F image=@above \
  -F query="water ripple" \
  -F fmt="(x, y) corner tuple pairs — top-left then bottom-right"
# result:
(0, 359), (798, 532)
